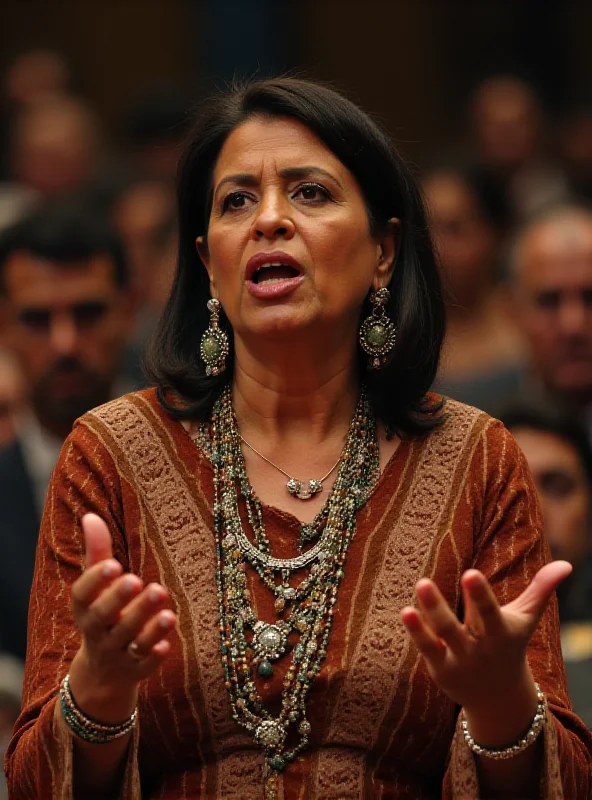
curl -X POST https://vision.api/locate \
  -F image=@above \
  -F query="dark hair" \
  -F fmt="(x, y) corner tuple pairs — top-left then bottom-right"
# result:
(501, 404), (592, 488)
(0, 198), (128, 292)
(146, 77), (446, 435)
(423, 159), (511, 232)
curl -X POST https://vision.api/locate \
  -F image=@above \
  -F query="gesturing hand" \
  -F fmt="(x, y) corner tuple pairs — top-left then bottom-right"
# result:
(400, 561), (572, 714)
(70, 513), (177, 696)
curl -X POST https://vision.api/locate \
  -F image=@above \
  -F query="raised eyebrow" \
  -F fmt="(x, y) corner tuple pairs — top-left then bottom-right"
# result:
(213, 173), (259, 201)
(279, 166), (343, 189)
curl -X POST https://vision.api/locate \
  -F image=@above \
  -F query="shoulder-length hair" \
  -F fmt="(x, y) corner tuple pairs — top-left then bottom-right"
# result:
(146, 77), (445, 435)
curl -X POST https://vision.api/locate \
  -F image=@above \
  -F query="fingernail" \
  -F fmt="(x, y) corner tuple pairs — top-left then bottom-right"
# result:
(159, 614), (172, 629)
(122, 577), (136, 594)
(102, 563), (115, 578)
(148, 587), (162, 603)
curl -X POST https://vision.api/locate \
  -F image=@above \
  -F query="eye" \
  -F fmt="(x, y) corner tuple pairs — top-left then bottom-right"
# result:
(293, 182), (330, 203)
(535, 290), (560, 310)
(73, 302), (108, 327)
(222, 192), (254, 212)
(539, 469), (576, 498)
(18, 308), (51, 332)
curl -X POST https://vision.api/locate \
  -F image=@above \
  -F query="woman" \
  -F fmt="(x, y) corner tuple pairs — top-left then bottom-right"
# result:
(422, 162), (526, 414)
(6, 78), (592, 799)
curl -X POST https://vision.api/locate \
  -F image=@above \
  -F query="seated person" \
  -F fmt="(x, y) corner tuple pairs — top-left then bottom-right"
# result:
(502, 404), (592, 726)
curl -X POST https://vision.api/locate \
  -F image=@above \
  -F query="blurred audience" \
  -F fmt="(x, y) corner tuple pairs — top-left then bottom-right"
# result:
(502, 405), (592, 726)
(0, 48), (71, 181)
(559, 104), (592, 205)
(8, 95), (101, 197)
(120, 85), (191, 184)
(505, 204), (592, 436)
(423, 162), (526, 412)
(0, 200), (132, 660)
(111, 178), (175, 304)
(0, 347), (26, 448)
(469, 75), (569, 221)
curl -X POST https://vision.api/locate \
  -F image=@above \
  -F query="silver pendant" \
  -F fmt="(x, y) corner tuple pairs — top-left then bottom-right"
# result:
(286, 478), (323, 500)
(252, 621), (289, 662)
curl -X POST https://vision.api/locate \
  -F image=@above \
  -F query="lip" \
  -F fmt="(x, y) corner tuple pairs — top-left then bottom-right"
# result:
(245, 250), (305, 300)
(244, 251), (305, 282)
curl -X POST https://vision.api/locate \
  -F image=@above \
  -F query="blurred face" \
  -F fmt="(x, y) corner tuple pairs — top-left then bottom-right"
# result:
(423, 173), (497, 303)
(472, 80), (541, 173)
(112, 182), (174, 301)
(512, 426), (591, 566)
(0, 353), (26, 447)
(198, 116), (394, 354)
(1, 252), (130, 438)
(12, 107), (97, 196)
(515, 214), (592, 404)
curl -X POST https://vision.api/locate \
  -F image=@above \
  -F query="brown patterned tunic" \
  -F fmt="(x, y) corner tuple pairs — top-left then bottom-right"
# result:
(6, 389), (592, 799)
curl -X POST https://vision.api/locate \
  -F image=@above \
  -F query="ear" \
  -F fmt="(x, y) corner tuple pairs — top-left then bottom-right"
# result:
(196, 236), (217, 297)
(372, 217), (400, 291)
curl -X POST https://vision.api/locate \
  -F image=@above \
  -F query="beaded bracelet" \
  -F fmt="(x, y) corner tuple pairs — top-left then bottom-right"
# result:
(461, 682), (547, 760)
(59, 674), (137, 745)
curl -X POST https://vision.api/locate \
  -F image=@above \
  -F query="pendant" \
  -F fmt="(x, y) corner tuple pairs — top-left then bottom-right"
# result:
(252, 621), (289, 662)
(286, 478), (323, 500)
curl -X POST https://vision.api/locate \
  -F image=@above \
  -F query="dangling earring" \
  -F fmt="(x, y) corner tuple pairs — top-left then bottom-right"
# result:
(200, 298), (229, 376)
(359, 287), (396, 369)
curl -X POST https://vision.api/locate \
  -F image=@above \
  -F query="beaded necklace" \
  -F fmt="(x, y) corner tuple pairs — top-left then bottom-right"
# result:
(208, 385), (379, 799)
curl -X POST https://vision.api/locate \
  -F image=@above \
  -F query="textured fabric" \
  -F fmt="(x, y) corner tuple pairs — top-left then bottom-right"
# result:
(6, 388), (592, 799)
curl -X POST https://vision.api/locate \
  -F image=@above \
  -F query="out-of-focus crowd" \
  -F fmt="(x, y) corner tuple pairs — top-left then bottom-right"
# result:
(0, 48), (591, 792)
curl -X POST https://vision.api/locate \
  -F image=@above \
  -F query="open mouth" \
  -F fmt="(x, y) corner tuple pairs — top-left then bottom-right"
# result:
(250, 262), (301, 285)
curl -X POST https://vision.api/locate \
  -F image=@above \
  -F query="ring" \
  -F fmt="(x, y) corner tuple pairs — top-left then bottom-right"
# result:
(127, 641), (144, 661)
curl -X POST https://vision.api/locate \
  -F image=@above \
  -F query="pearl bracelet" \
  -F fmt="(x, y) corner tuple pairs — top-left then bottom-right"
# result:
(59, 674), (137, 745)
(461, 682), (547, 760)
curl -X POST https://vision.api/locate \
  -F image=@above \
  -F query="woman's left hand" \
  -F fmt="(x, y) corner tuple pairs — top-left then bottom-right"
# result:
(400, 560), (572, 715)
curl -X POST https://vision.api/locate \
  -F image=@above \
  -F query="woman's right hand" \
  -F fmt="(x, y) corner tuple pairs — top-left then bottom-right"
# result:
(67, 513), (177, 721)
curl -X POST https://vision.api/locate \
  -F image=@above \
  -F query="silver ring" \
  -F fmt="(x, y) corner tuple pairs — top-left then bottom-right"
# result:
(127, 641), (144, 661)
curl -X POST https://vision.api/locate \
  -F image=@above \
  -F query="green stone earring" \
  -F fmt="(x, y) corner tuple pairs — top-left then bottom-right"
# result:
(200, 298), (229, 376)
(359, 287), (397, 369)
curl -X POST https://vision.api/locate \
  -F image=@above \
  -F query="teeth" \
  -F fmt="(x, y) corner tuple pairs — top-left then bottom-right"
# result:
(258, 276), (290, 285)
(255, 261), (286, 273)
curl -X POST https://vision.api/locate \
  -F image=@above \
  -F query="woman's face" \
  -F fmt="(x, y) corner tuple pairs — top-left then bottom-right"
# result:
(198, 116), (395, 349)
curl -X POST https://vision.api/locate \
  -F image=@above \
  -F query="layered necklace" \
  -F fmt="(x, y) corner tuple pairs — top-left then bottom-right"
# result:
(206, 385), (379, 799)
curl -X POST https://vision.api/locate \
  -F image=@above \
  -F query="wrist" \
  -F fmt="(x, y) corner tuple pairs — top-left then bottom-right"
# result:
(461, 662), (540, 749)
(69, 648), (138, 724)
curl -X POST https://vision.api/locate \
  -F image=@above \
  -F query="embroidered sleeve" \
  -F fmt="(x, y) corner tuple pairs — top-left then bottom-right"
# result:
(5, 420), (141, 799)
(444, 421), (592, 799)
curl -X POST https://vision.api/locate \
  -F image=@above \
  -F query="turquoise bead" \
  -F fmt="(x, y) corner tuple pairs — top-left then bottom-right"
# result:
(258, 661), (274, 678)
(269, 756), (285, 772)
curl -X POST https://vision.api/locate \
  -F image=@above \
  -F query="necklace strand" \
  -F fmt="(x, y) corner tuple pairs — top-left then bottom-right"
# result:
(208, 385), (379, 798)
(239, 433), (342, 501)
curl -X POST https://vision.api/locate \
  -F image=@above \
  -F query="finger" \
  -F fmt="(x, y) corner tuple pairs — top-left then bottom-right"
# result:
(127, 609), (176, 659)
(80, 575), (144, 639)
(72, 559), (124, 614)
(461, 570), (504, 638)
(401, 606), (447, 663)
(108, 583), (171, 649)
(507, 560), (573, 619)
(415, 579), (467, 654)
(82, 513), (114, 569)
(132, 638), (173, 679)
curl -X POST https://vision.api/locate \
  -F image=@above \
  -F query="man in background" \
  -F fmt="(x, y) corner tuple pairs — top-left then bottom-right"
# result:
(507, 204), (592, 441)
(502, 405), (592, 727)
(0, 200), (132, 659)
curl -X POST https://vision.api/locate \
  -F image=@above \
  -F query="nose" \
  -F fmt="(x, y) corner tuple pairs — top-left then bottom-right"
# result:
(250, 190), (295, 242)
(49, 312), (78, 355)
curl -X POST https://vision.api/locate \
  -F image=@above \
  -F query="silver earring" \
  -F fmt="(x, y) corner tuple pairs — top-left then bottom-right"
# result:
(200, 298), (229, 376)
(359, 287), (396, 369)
